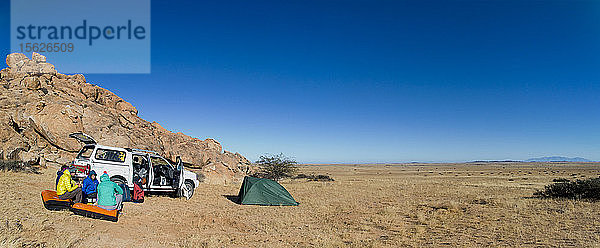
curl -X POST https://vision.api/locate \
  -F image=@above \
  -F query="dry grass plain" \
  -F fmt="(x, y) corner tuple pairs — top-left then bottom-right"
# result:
(1, 162), (600, 247)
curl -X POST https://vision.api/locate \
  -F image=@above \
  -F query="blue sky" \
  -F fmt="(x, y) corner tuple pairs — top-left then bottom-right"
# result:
(1, 1), (599, 163)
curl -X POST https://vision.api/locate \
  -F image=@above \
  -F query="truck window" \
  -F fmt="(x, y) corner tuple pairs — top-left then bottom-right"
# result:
(77, 146), (94, 159)
(95, 148), (126, 163)
(151, 157), (171, 167)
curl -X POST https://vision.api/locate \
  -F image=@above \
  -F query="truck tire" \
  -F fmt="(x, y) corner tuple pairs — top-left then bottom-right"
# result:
(181, 180), (195, 199)
(111, 177), (125, 185)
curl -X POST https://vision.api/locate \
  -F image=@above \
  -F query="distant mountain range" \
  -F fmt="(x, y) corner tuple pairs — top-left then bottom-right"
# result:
(525, 156), (593, 162)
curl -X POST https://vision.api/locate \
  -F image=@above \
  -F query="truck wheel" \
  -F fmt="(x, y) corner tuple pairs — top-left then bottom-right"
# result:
(182, 181), (194, 199)
(111, 177), (125, 185)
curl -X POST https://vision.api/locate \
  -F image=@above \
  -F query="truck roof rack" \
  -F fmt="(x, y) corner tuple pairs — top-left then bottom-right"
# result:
(126, 148), (160, 155)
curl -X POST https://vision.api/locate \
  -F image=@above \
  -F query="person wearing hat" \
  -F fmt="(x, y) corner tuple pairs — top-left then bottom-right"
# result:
(96, 171), (124, 211)
(82, 170), (99, 202)
(57, 169), (83, 203)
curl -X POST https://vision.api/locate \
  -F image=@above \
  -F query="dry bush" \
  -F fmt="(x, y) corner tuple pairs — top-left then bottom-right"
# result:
(535, 177), (600, 200)
(252, 153), (297, 181)
(294, 173), (335, 182)
(195, 171), (205, 183)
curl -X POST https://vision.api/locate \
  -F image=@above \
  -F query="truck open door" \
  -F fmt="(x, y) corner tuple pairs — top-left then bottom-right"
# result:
(175, 156), (191, 199)
(68, 132), (97, 178)
(69, 132), (96, 145)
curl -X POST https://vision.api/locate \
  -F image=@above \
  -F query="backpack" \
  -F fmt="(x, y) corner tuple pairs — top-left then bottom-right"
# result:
(133, 182), (144, 203)
(119, 184), (132, 202)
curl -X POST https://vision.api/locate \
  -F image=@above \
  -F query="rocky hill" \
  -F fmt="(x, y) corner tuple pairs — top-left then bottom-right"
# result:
(0, 53), (253, 184)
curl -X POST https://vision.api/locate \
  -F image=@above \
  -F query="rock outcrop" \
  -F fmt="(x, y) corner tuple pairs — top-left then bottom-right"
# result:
(0, 53), (253, 184)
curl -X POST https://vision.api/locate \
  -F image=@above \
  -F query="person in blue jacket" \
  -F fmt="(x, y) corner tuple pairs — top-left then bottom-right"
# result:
(82, 170), (99, 200)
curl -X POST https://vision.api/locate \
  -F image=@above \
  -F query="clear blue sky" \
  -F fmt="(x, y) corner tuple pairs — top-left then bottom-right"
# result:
(1, 1), (599, 163)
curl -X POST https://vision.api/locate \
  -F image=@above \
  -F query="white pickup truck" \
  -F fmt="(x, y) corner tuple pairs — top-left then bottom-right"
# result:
(68, 133), (200, 199)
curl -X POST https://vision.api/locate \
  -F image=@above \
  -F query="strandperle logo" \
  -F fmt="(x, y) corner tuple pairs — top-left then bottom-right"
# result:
(11, 0), (151, 74)
(15, 20), (147, 46)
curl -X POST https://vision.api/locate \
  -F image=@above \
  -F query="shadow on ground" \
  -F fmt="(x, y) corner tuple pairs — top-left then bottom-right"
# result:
(223, 195), (240, 204)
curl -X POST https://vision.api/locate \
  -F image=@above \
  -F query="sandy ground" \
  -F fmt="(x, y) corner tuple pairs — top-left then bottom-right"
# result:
(1, 162), (600, 247)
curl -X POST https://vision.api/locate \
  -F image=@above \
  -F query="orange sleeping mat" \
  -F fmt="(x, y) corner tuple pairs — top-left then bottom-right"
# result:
(70, 203), (118, 222)
(41, 190), (72, 211)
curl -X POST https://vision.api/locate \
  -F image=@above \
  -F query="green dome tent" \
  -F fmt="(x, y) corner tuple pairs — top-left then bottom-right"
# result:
(237, 176), (299, 206)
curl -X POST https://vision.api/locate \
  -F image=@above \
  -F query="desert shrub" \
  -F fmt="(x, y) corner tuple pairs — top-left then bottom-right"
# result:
(252, 153), (297, 181)
(195, 171), (205, 183)
(0, 160), (39, 173)
(295, 174), (309, 179)
(295, 173), (334, 182)
(535, 177), (600, 200)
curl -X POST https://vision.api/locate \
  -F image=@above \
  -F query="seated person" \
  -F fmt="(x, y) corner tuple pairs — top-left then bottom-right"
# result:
(97, 172), (124, 211)
(82, 170), (99, 201)
(57, 169), (83, 203)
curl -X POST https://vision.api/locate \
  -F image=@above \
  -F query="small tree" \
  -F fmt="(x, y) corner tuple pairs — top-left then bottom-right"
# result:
(253, 153), (297, 181)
